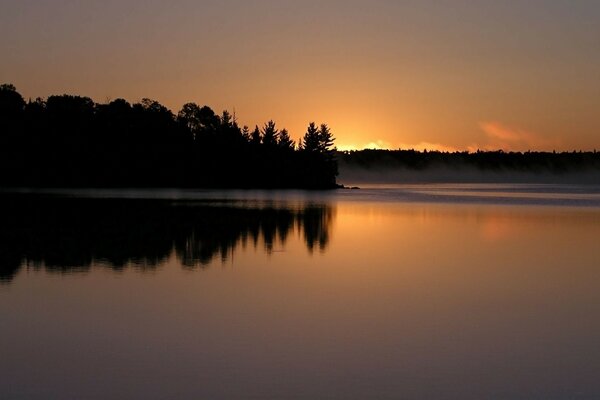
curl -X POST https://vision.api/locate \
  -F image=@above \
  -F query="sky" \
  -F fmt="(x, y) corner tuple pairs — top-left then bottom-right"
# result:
(1, 0), (599, 151)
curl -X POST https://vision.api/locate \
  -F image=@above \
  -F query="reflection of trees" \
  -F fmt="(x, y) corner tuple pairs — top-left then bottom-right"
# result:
(0, 195), (334, 284)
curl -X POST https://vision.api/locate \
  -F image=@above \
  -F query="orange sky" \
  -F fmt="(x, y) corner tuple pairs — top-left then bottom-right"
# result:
(1, 1), (599, 151)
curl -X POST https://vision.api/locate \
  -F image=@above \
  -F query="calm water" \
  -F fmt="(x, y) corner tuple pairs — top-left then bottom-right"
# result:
(1, 185), (600, 399)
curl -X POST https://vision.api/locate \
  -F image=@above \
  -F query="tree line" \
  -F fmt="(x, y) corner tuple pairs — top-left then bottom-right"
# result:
(339, 148), (600, 174)
(0, 84), (338, 188)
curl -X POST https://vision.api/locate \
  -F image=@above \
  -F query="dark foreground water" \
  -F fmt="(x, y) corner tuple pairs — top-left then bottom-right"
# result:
(1, 185), (600, 399)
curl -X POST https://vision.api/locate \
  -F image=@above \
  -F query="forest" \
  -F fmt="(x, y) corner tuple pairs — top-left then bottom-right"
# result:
(0, 84), (338, 189)
(3, 83), (599, 188)
(339, 148), (600, 175)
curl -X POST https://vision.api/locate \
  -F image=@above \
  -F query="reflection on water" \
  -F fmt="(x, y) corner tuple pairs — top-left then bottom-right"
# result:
(1, 188), (600, 399)
(335, 183), (600, 207)
(0, 194), (334, 284)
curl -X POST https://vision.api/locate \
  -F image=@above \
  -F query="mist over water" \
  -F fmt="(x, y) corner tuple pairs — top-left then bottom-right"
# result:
(338, 164), (600, 186)
(336, 183), (600, 208)
(1, 187), (599, 399)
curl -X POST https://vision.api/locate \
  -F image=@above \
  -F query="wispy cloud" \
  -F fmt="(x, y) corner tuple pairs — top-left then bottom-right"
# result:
(472, 121), (561, 152)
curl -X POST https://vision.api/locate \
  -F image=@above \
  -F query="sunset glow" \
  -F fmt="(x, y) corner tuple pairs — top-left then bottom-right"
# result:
(1, 1), (599, 151)
(2, 3), (600, 398)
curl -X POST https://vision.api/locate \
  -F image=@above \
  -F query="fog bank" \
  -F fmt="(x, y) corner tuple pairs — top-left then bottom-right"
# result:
(338, 164), (600, 186)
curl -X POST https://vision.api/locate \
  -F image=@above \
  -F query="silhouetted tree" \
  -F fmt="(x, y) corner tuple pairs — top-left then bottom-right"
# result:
(0, 84), (25, 118)
(178, 102), (203, 135)
(241, 125), (251, 141)
(300, 122), (321, 152)
(297, 122), (340, 187)
(261, 120), (279, 147)
(251, 125), (262, 145)
(0, 85), (341, 189)
(318, 123), (338, 181)
(278, 128), (295, 150)
(220, 110), (233, 127)
(319, 124), (335, 153)
(198, 106), (220, 132)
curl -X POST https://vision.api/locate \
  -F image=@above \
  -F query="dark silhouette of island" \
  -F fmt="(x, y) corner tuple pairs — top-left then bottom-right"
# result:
(0, 84), (338, 189)
(0, 193), (334, 284)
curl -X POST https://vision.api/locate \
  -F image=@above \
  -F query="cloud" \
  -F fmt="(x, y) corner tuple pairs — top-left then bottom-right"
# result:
(473, 121), (561, 152)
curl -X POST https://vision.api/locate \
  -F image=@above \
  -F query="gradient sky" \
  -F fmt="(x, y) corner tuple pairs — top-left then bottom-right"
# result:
(1, 0), (599, 151)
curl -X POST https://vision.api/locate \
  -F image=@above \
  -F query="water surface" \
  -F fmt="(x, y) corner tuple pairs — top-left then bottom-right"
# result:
(1, 185), (599, 399)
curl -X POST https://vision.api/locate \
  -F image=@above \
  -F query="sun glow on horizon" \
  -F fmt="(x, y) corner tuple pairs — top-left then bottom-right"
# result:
(1, 1), (599, 152)
(336, 141), (462, 153)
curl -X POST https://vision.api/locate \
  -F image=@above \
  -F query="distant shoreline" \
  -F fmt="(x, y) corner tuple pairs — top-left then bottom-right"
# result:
(338, 149), (600, 185)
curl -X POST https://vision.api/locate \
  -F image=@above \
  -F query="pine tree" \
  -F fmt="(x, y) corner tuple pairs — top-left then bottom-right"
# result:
(251, 125), (261, 145)
(301, 122), (320, 152)
(241, 125), (251, 142)
(318, 123), (335, 154)
(277, 128), (295, 150)
(261, 120), (279, 147)
(319, 123), (338, 181)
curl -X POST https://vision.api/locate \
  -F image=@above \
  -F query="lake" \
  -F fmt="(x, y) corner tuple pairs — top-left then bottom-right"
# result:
(1, 184), (600, 399)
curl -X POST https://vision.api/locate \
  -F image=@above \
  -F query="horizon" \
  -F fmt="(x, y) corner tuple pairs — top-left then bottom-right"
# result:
(4, 83), (599, 154)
